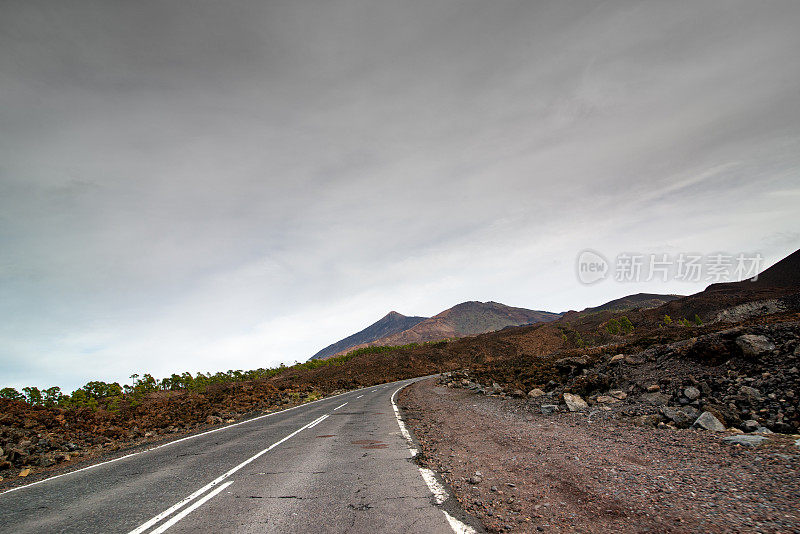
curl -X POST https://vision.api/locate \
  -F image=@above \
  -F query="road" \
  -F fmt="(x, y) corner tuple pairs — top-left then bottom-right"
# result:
(0, 377), (479, 534)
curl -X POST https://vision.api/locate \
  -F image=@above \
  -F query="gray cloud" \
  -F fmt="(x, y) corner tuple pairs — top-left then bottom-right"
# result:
(1, 0), (799, 391)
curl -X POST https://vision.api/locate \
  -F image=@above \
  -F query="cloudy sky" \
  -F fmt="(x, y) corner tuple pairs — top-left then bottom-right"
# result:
(1, 0), (799, 392)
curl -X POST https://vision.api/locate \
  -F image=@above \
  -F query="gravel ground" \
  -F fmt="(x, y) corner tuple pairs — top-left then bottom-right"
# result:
(399, 379), (800, 533)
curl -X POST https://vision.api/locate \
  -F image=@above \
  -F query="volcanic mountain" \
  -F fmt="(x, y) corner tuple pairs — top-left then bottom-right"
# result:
(309, 311), (427, 361)
(322, 301), (560, 358)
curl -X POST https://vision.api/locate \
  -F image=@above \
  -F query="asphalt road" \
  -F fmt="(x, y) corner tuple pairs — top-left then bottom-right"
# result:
(0, 377), (479, 534)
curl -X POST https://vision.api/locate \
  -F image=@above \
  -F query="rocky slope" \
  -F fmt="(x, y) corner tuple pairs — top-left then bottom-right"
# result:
(400, 379), (800, 533)
(577, 292), (682, 313)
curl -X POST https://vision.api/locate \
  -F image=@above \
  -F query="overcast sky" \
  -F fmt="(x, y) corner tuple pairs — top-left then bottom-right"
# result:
(1, 0), (799, 392)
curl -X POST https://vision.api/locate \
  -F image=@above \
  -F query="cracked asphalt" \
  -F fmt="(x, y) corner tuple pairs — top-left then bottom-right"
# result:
(0, 378), (475, 533)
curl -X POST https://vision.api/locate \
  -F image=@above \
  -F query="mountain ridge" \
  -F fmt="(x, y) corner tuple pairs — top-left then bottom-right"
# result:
(308, 311), (427, 361)
(321, 300), (561, 359)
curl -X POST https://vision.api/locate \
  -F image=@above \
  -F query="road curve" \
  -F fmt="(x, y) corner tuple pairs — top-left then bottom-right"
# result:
(0, 377), (480, 533)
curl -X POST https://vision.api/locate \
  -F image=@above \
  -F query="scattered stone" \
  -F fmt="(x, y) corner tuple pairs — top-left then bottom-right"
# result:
(206, 415), (224, 425)
(631, 414), (661, 427)
(556, 357), (588, 370)
(691, 412), (726, 432)
(609, 390), (627, 400)
(38, 456), (55, 467)
(595, 395), (617, 404)
(610, 354), (624, 363)
(528, 389), (545, 398)
(736, 334), (776, 357)
(563, 393), (588, 412)
(646, 384), (660, 392)
(625, 354), (645, 365)
(6, 449), (27, 465)
(722, 435), (768, 447)
(641, 392), (670, 406)
(684, 386), (701, 400)
(469, 472), (483, 484)
(0, 461), (11, 470)
(511, 389), (525, 398)
(739, 386), (762, 401)
(540, 405), (559, 415)
(18, 468), (30, 477)
(741, 420), (760, 433)
(661, 406), (693, 428)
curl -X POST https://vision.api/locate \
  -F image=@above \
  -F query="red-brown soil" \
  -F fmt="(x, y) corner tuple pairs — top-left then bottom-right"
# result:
(400, 379), (800, 533)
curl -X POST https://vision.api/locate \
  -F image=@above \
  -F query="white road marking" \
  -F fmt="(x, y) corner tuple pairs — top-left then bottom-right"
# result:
(391, 382), (478, 534)
(0, 382), (370, 496)
(390, 386), (415, 451)
(356, 395), (363, 399)
(333, 402), (348, 411)
(149, 481), (234, 534)
(419, 468), (448, 505)
(444, 510), (479, 534)
(128, 414), (329, 534)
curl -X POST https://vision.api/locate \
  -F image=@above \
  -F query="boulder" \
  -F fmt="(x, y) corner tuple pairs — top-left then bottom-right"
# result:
(556, 357), (588, 371)
(739, 386), (762, 401)
(661, 406), (693, 428)
(610, 354), (625, 363)
(736, 335), (775, 358)
(527, 388), (545, 398)
(691, 412), (726, 431)
(683, 386), (701, 400)
(741, 420), (760, 433)
(610, 390), (627, 400)
(624, 354), (645, 365)
(722, 435), (767, 447)
(641, 392), (670, 406)
(563, 393), (588, 412)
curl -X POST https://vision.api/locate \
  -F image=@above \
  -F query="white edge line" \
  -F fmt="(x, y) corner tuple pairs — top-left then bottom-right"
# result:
(443, 510), (479, 534)
(149, 480), (234, 534)
(390, 385), (415, 451)
(391, 381), (478, 534)
(419, 467), (449, 504)
(0, 380), (383, 496)
(127, 414), (328, 534)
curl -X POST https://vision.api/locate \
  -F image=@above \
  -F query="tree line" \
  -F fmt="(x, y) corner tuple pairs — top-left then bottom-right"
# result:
(0, 340), (441, 410)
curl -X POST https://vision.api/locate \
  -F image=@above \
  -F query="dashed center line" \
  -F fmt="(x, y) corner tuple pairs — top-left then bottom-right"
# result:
(356, 395), (363, 399)
(333, 402), (348, 411)
(149, 481), (233, 534)
(128, 414), (329, 534)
